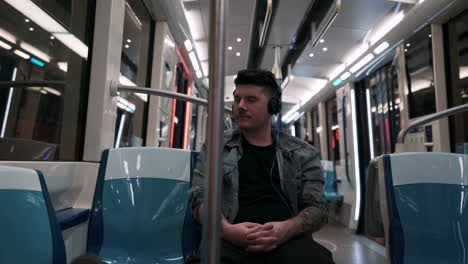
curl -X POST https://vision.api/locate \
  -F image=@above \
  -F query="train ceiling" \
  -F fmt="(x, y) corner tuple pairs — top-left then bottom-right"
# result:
(148, 0), (467, 116)
(181, 0), (404, 109)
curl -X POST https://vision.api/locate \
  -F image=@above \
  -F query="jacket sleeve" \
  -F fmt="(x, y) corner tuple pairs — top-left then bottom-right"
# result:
(188, 143), (208, 225)
(297, 146), (328, 233)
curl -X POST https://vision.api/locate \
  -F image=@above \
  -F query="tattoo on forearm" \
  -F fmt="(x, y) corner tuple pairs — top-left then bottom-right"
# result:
(298, 206), (327, 233)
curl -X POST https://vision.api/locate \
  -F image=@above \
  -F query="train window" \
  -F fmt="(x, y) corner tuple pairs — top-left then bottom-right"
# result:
(405, 25), (436, 119)
(114, 0), (153, 148)
(0, 1), (95, 161)
(170, 63), (191, 149)
(305, 108), (320, 149)
(445, 9), (468, 152)
(326, 97), (340, 161)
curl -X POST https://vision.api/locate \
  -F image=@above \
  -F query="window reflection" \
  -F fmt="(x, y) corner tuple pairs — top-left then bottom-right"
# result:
(405, 25), (436, 119)
(0, 0), (94, 161)
(445, 10), (468, 152)
(114, 0), (152, 148)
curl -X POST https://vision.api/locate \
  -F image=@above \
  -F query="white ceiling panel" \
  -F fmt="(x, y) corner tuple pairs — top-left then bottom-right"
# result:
(333, 0), (397, 30)
(260, 0), (312, 71)
(294, 0), (400, 80)
(198, 0), (255, 75)
(266, 0), (311, 44)
(178, 0), (403, 103)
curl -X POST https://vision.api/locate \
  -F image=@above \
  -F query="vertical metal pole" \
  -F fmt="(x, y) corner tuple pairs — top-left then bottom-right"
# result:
(203, 0), (226, 263)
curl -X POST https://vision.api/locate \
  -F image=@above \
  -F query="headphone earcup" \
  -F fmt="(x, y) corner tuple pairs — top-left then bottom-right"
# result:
(268, 97), (281, 115)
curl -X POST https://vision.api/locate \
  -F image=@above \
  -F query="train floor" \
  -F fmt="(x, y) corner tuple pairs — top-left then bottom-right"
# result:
(315, 223), (387, 264)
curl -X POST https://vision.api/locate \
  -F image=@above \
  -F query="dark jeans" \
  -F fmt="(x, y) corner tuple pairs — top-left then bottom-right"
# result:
(188, 235), (335, 264)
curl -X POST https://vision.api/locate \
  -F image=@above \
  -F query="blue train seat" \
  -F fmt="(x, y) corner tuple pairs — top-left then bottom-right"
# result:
(0, 165), (66, 264)
(321, 160), (343, 201)
(380, 153), (468, 264)
(87, 147), (196, 264)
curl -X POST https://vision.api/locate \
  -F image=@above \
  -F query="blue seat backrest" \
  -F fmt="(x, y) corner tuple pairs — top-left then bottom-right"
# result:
(384, 153), (468, 264)
(88, 147), (193, 264)
(321, 160), (343, 200)
(0, 165), (66, 264)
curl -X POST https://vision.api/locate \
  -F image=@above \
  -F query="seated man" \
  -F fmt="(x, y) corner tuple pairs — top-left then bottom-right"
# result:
(188, 69), (334, 264)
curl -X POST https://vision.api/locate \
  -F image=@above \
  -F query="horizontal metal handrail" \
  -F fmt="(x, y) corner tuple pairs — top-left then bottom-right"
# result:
(117, 85), (232, 113)
(0, 81), (66, 88)
(397, 103), (468, 144)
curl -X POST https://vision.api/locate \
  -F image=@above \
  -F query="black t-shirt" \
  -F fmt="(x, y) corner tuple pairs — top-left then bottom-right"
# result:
(234, 138), (292, 224)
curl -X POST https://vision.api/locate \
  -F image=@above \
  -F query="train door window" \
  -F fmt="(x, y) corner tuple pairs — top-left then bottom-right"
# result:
(0, 1), (95, 161)
(367, 63), (401, 156)
(114, 0), (153, 148)
(312, 109), (321, 149)
(306, 108), (320, 148)
(326, 97), (340, 161)
(369, 76), (382, 156)
(404, 25), (436, 119)
(445, 9), (468, 152)
(388, 65), (401, 152)
(188, 101), (199, 151)
(170, 63), (192, 149)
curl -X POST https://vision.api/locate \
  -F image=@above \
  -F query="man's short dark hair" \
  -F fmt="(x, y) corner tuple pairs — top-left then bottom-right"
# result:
(234, 69), (280, 98)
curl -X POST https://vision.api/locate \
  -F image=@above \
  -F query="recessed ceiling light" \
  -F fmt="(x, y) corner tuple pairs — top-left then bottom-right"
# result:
(309, 53), (314, 57)
(236, 52), (240, 56)
(406, 43), (411, 47)
(228, 46), (233, 50)
(29, 27), (34, 31)
(404, 48), (408, 52)
(428, 34), (432, 38)
(236, 38), (242, 42)
(127, 39), (131, 43)
(323, 47), (328, 51)
(125, 44), (130, 49)
(50, 35), (55, 40)
(25, 18), (30, 22)
(319, 39), (325, 43)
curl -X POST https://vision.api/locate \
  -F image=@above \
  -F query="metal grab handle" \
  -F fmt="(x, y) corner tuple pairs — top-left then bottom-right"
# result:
(397, 103), (468, 144)
(0, 81), (66, 88)
(116, 85), (232, 113)
(258, 0), (273, 47)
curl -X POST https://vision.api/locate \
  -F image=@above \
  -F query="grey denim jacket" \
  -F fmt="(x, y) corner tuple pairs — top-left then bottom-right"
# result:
(189, 129), (328, 228)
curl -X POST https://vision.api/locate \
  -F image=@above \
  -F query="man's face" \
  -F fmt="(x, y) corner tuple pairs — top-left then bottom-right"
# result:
(233, 84), (271, 132)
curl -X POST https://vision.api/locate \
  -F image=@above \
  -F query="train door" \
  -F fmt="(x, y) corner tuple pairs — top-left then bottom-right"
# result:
(350, 62), (401, 240)
(445, 9), (468, 153)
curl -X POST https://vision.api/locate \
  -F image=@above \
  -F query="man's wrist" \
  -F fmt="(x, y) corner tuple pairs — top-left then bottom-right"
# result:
(285, 216), (303, 239)
(221, 216), (232, 239)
